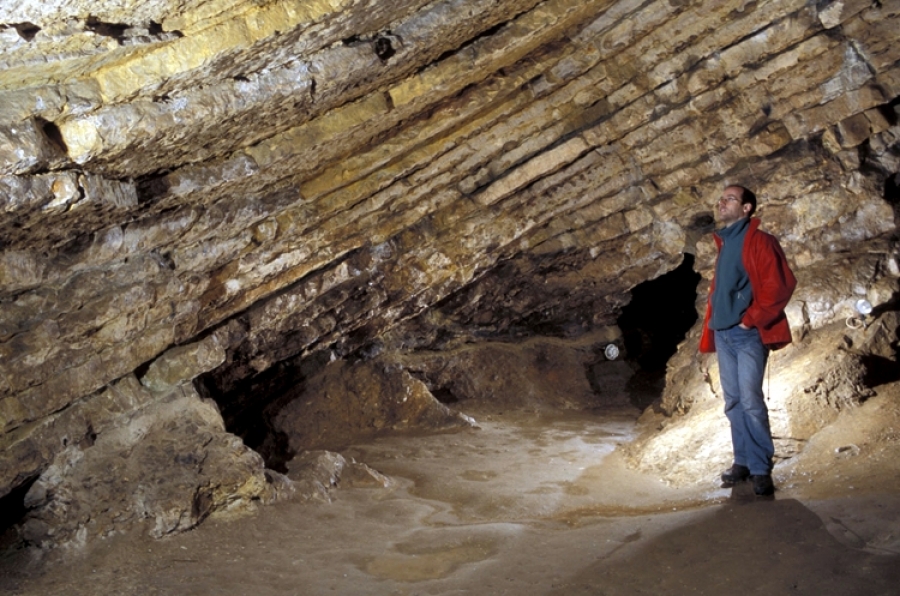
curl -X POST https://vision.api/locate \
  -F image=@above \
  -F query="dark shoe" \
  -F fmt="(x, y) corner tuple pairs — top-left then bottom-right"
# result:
(751, 474), (775, 496)
(721, 464), (750, 484)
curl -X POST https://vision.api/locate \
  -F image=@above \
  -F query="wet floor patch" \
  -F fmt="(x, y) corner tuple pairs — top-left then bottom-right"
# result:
(345, 406), (715, 525)
(362, 535), (499, 581)
(459, 469), (500, 481)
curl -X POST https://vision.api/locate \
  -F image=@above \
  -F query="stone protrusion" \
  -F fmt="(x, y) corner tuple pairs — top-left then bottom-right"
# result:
(271, 359), (476, 458)
(140, 336), (227, 393)
(286, 450), (391, 503)
(0, 119), (60, 175)
(19, 387), (284, 547)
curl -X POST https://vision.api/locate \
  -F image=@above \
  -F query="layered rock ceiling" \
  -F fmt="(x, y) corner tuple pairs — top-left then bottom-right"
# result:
(1, 0), (899, 547)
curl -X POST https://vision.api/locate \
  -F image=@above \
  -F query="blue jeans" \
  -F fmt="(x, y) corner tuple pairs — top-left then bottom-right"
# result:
(715, 325), (773, 476)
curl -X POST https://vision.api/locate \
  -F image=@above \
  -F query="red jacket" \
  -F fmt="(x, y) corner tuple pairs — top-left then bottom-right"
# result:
(699, 217), (796, 353)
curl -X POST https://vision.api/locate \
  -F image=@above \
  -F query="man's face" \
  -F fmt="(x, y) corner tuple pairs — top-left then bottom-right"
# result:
(716, 186), (751, 226)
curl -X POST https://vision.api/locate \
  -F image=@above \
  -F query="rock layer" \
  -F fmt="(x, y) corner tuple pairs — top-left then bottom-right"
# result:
(0, 0), (899, 545)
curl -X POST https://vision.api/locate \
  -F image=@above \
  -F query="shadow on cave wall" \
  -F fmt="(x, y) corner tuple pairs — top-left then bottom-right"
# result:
(615, 254), (702, 410)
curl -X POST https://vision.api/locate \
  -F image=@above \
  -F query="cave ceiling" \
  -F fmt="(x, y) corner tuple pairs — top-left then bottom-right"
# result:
(1, 0), (900, 501)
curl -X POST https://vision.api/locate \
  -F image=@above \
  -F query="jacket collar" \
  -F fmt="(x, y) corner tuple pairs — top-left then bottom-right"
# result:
(713, 216), (761, 248)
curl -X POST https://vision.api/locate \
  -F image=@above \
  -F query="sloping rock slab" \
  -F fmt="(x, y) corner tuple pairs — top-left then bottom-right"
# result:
(273, 359), (476, 455)
(20, 387), (288, 549)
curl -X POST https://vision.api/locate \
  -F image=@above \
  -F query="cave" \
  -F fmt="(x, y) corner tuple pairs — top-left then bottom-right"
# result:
(617, 253), (702, 408)
(1, 0), (900, 593)
(0, 476), (37, 554)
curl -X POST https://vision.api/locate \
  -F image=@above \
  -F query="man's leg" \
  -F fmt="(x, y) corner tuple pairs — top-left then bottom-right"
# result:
(715, 328), (749, 471)
(732, 326), (773, 477)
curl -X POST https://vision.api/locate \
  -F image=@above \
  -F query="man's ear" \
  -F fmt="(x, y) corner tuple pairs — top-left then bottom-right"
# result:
(743, 203), (752, 216)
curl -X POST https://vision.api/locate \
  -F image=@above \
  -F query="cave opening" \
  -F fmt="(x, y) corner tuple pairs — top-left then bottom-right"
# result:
(35, 117), (68, 156)
(885, 172), (899, 221)
(0, 476), (38, 552)
(197, 254), (706, 472)
(196, 350), (335, 474)
(616, 254), (702, 409)
(11, 22), (41, 42)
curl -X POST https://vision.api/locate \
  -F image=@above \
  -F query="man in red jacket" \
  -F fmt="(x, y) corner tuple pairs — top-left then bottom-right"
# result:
(700, 185), (796, 496)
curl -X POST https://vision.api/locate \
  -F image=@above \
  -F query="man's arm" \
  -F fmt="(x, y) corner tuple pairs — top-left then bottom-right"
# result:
(742, 234), (796, 330)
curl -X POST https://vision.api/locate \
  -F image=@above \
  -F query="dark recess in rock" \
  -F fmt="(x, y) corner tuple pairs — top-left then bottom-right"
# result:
(35, 117), (68, 156)
(0, 476), (38, 550)
(197, 350), (332, 472)
(373, 34), (396, 61)
(425, 20), (507, 72)
(618, 254), (701, 373)
(85, 16), (130, 42)
(863, 353), (900, 387)
(11, 22), (41, 41)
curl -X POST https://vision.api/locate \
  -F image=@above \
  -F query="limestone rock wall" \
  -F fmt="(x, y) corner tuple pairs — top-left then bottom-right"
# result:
(270, 358), (475, 459)
(1, 0), (899, 542)
(17, 375), (292, 549)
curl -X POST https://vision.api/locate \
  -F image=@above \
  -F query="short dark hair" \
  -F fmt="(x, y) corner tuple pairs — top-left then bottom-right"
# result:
(732, 185), (757, 216)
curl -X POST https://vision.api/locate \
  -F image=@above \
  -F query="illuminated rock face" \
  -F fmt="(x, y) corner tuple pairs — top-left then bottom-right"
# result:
(1, 0), (898, 544)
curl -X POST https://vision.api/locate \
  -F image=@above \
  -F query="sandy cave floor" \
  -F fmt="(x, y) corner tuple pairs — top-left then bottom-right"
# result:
(2, 383), (900, 595)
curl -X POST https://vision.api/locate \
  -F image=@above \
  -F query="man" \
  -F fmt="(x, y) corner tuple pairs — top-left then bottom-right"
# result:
(699, 185), (796, 496)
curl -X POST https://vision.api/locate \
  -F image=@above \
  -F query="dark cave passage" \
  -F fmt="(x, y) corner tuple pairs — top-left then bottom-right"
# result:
(616, 254), (702, 408)
(196, 355), (326, 474)
(618, 254), (701, 372)
(0, 476), (38, 552)
(198, 255), (705, 469)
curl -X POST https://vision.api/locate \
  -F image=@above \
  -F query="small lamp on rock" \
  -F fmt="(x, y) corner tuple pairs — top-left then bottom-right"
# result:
(847, 299), (873, 329)
(856, 299), (873, 317)
(604, 344), (620, 360)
